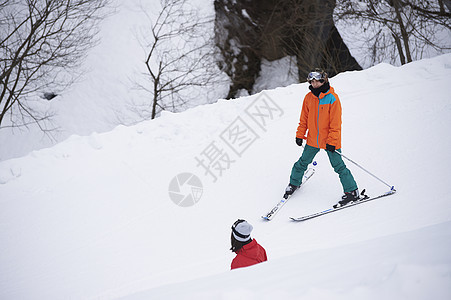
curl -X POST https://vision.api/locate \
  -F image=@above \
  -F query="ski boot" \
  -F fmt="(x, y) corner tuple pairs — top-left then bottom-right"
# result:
(333, 189), (360, 208)
(284, 183), (299, 199)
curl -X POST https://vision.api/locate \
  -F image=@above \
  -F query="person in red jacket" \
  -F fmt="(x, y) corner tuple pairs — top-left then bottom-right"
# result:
(230, 219), (267, 270)
(284, 69), (359, 207)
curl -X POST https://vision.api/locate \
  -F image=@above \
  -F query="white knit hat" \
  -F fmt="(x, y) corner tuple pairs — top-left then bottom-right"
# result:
(232, 219), (253, 242)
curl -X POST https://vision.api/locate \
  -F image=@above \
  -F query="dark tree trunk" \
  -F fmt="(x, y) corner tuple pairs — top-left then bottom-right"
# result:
(214, 0), (362, 98)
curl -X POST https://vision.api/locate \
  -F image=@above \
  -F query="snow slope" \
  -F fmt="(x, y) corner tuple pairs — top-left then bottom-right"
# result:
(1, 54), (451, 299)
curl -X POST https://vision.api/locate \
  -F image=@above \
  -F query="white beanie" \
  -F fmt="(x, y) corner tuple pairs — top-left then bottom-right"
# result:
(232, 220), (253, 242)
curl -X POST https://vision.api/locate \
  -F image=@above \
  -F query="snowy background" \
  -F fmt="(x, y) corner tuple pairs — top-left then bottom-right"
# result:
(0, 0), (448, 161)
(1, 0), (451, 299)
(0, 0), (223, 161)
(1, 51), (451, 299)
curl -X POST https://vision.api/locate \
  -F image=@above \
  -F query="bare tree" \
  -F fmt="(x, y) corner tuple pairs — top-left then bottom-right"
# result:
(133, 0), (222, 120)
(0, 0), (111, 131)
(335, 0), (451, 66)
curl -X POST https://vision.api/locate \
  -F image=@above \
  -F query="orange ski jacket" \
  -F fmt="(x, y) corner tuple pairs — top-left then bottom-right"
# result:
(296, 86), (342, 150)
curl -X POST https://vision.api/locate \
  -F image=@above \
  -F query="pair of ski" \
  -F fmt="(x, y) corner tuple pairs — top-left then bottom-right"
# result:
(262, 168), (396, 222)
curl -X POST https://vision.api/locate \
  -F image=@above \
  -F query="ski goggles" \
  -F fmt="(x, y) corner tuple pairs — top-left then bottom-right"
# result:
(307, 71), (325, 83)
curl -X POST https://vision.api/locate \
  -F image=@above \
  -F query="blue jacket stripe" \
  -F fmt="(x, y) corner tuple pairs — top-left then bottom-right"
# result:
(319, 93), (337, 105)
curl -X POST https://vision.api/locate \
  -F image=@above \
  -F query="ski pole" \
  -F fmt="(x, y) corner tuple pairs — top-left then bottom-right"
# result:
(334, 150), (396, 191)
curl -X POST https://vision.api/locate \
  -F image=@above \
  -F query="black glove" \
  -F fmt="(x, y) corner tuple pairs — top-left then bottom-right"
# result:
(326, 144), (335, 152)
(296, 137), (303, 146)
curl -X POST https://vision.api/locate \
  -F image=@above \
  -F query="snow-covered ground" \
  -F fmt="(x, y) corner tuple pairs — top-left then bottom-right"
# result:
(1, 53), (451, 299)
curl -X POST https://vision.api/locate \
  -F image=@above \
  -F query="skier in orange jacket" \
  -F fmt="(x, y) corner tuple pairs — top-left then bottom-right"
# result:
(285, 69), (360, 207)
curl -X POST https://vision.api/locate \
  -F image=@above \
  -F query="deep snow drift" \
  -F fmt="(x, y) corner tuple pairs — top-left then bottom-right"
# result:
(1, 54), (451, 299)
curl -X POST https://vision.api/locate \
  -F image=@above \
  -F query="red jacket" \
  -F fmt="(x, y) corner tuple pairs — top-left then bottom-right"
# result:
(296, 86), (342, 150)
(231, 239), (267, 270)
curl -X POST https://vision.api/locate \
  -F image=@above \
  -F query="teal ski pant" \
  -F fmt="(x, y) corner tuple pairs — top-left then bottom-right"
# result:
(290, 144), (358, 193)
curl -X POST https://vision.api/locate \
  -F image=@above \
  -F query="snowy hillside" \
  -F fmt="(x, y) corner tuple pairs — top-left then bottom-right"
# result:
(1, 54), (451, 299)
(0, 0), (221, 162)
